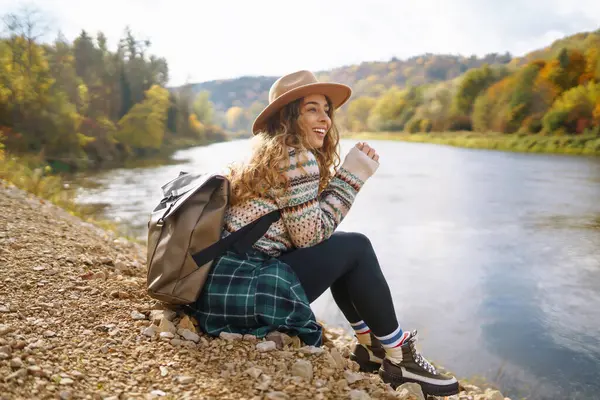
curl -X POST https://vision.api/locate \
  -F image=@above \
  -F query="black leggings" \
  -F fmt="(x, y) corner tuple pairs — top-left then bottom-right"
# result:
(279, 231), (399, 337)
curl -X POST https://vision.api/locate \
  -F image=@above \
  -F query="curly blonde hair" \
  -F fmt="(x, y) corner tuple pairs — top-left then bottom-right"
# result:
(228, 96), (341, 205)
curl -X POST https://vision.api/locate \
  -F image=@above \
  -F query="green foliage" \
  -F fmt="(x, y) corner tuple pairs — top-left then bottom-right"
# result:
(193, 91), (214, 125)
(347, 96), (376, 132)
(0, 8), (223, 171)
(542, 82), (600, 134)
(451, 64), (507, 116)
(116, 85), (169, 150)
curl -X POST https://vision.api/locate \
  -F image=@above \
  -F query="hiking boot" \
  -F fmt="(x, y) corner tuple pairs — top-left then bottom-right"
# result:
(349, 333), (386, 373)
(379, 330), (459, 396)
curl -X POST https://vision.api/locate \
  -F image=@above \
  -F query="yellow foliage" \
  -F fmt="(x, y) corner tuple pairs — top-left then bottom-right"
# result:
(226, 106), (244, 130)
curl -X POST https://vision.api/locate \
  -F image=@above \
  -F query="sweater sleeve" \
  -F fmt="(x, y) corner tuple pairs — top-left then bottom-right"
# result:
(274, 146), (379, 248)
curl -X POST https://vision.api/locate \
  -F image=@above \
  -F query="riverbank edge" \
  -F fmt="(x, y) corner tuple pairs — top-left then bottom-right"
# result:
(343, 131), (600, 156)
(0, 179), (510, 400)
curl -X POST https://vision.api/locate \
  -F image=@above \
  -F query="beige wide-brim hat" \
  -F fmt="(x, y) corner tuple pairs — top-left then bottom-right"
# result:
(252, 70), (352, 134)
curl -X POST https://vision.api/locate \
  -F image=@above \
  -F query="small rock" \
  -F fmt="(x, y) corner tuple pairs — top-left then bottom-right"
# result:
(0, 352), (9, 360)
(349, 389), (371, 400)
(330, 348), (345, 369)
(82, 329), (93, 336)
(150, 310), (176, 323)
(177, 375), (194, 384)
(170, 339), (184, 346)
(130, 311), (146, 320)
(483, 389), (504, 400)
(178, 329), (199, 343)
(0, 324), (13, 336)
(265, 392), (289, 400)
(344, 370), (364, 384)
(244, 367), (262, 379)
(289, 336), (302, 348)
(10, 357), (23, 369)
(298, 345), (324, 355)
(33, 265), (46, 271)
(396, 382), (425, 400)
(142, 325), (157, 337)
(27, 365), (45, 377)
(266, 331), (292, 349)
(219, 331), (243, 341)
(92, 271), (105, 280)
(256, 341), (277, 352)
(100, 257), (113, 265)
(60, 377), (74, 385)
(0, 305), (9, 313)
(243, 334), (258, 342)
(290, 359), (313, 381)
(159, 366), (168, 377)
(159, 332), (175, 339)
(59, 390), (72, 400)
(157, 317), (177, 335)
(150, 390), (166, 397)
(5, 368), (27, 381)
(256, 374), (272, 391)
(109, 290), (129, 299)
(71, 370), (85, 380)
(177, 316), (196, 331)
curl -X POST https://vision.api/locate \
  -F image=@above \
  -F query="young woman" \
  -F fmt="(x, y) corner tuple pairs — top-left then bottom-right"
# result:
(191, 70), (459, 396)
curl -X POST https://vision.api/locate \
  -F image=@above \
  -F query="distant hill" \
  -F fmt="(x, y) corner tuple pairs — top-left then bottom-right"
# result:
(175, 52), (513, 113)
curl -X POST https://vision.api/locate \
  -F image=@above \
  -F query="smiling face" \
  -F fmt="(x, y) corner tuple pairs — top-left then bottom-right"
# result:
(298, 94), (332, 149)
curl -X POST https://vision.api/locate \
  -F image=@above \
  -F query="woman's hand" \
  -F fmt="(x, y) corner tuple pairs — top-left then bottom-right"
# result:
(356, 142), (379, 162)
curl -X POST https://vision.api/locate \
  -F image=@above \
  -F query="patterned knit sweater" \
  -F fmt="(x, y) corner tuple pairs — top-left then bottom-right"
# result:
(222, 146), (379, 257)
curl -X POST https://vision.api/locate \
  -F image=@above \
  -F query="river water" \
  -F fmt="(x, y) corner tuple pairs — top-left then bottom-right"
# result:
(76, 139), (600, 400)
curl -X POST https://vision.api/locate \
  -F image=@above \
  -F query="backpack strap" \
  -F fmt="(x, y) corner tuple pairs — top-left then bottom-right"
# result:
(190, 210), (281, 267)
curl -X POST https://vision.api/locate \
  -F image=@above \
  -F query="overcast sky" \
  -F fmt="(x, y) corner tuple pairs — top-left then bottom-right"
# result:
(1, 0), (599, 86)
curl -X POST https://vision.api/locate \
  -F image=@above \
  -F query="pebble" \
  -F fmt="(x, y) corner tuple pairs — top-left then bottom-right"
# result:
(344, 370), (364, 384)
(150, 390), (166, 396)
(290, 359), (313, 381)
(396, 383), (424, 400)
(157, 318), (177, 334)
(256, 341), (277, 352)
(159, 332), (175, 339)
(177, 375), (195, 384)
(243, 334), (258, 342)
(298, 345), (324, 355)
(130, 311), (146, 320)
(142, 325), (157, 337)
(265, 392), (289, 400)
(219, 331), (243, 341)
(349, 389), (371, 400)
(10, 357), (24, 369)
(245, 367), (262, 379)
(177, 316), (196, 331)
(59, 390), (72, 400)
(0, 324), (13, 336)
(178, 329), (199, 343)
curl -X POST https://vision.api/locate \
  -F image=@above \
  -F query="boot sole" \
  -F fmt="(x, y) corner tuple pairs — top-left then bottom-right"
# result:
(349, 353), (381, 373)
(379, 369), (459, 396)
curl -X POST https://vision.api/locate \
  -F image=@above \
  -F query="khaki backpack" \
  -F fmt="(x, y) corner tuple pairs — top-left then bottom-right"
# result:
(146, 171), (280, 305)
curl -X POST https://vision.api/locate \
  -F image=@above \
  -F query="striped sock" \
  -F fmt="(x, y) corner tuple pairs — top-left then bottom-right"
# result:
(374, 327), (410, 364)
(350, 320), (372, 346)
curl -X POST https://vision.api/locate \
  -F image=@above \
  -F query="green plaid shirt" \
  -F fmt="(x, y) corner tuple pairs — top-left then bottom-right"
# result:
(191, 250), (322, 346)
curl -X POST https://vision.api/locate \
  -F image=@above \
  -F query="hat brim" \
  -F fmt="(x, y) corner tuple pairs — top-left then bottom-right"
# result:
(252, 82), (352, 134)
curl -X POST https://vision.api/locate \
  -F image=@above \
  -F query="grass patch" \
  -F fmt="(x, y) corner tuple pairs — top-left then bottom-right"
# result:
(345, 131), (600, 156)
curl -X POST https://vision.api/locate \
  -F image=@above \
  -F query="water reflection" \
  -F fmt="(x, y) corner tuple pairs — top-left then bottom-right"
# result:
(76, 139), (600, 400)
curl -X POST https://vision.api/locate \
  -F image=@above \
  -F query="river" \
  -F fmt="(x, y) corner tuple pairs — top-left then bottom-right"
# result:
(76, 139), (600, 400)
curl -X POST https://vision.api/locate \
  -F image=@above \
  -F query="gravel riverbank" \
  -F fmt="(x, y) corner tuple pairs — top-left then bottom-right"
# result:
(0, 180), (509, 400)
